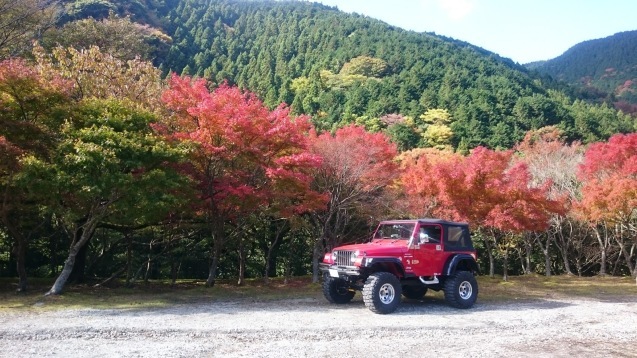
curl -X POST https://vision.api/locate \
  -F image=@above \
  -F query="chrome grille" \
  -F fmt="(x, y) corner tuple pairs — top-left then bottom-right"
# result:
(334, 250), (353, 266)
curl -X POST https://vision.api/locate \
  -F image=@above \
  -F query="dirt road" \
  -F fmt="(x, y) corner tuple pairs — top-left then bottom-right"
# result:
(1, 295), (636, 357)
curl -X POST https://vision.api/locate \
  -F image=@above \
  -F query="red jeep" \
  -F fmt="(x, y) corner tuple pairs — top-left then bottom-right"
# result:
(319, 219), (479, 314)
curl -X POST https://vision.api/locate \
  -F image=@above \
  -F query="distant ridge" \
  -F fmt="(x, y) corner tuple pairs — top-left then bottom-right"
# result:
(530, 30), (637, 113)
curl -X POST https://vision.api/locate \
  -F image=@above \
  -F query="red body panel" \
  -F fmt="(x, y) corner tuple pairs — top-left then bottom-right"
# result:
(323, 219), (476, 276)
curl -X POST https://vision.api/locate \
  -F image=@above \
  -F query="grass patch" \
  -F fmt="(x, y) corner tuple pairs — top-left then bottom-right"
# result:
(0, 276), (323, 312)
(478, 274), (637, 302)
(1, 274), (635, 312)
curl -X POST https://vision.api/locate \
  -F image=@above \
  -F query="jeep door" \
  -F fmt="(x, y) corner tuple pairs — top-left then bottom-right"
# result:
(409, 223), (447, 276)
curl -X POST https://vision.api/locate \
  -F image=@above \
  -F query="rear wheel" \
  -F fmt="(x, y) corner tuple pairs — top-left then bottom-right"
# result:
(363, 272), (402, 314)
(402, 285), (428, 300)
(323, 276), (355, 304)
(444, 271), (478, 309)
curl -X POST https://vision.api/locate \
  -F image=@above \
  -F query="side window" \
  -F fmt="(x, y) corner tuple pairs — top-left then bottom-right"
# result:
(418, 225), (441, 243)
(445, 225), (473, 250)
(446, 226), (463, 248)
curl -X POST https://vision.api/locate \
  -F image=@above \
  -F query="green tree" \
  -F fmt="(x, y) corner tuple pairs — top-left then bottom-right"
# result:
(0, 0), (59, 59)
(42, 13), (172, 61)
(420, 108), (454, 149)
(0, 58), (72, 291)
(20, 98), (187, 295)
(339, 56), (389, 78)
(33, 44), (164, 112)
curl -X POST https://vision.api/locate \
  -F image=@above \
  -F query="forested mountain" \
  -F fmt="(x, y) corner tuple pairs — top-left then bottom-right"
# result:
(51, 0), (636, 148)
(529, 31), (637, 114)
(156, 0), (636, 148)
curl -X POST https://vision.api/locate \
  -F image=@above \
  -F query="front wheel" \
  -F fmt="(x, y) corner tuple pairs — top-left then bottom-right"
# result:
(323, 276), (355, 304)
(363, 272), (402, 314)
(444, 271), (478, 309)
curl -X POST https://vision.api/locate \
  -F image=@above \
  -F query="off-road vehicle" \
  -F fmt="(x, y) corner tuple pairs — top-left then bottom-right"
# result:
(319, 218), (479, 314)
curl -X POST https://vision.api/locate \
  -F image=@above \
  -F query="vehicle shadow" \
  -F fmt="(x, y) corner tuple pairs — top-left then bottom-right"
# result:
(396, 295), (575, 315)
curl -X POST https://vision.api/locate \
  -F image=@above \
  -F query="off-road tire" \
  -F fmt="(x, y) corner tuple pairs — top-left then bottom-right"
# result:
(322, 276), (355, 304)
(363, 272), (402, 314)
(402, 285), (428, 300)
(444, 271), (478, 309)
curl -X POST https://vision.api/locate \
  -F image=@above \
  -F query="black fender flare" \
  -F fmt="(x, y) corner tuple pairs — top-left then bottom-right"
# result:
(443, 254), (479, 275)
(363, 257), (405, 278)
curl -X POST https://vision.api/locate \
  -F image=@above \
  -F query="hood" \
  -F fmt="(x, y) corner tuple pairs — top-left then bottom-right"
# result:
(333, 239), (410, 257)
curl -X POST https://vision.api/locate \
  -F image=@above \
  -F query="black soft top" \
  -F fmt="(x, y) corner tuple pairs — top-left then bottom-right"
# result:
(379, 218), (469, 228)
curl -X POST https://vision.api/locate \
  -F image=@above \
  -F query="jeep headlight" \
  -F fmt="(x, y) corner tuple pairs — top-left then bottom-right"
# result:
(331, 251), (337, 262)
(351, 250), (359, 263)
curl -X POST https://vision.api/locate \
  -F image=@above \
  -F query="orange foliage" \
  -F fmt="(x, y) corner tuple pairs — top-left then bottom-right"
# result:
(160, 74), (326, 218)
(576, 133), (637, 223)
(399, 146), (566, 232)
(309, 125), (398, 193)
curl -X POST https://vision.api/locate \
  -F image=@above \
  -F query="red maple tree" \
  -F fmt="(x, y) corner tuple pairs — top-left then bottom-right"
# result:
(399, 146), (565, 278)
(576, 133), (637, 277)
(160, 74), (326, 286)
(307, 124), (398, 281)
(577, 133), (637, 223)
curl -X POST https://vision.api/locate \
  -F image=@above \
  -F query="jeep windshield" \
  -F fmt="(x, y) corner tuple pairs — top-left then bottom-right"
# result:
(373, 223), (415, 240)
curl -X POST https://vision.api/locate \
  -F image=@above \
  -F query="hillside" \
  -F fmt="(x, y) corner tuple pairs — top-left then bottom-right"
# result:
(51, 0), (636, 147)
(530, 31), (637, 114)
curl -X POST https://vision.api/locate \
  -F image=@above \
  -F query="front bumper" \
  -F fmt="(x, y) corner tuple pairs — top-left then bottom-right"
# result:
(319, 263), (363, 279)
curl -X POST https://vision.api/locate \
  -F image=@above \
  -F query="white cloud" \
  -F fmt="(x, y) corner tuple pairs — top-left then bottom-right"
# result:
(436, 0), (476, 21)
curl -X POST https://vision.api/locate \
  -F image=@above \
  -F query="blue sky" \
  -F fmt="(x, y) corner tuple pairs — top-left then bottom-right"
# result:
(315, 0), (637, 64)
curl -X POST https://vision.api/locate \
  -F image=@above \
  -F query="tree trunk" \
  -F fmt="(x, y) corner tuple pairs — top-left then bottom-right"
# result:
(532, 233), (551, 277)
(561, 249), (574, 275)
(515, 248), (525, 273)
(144, 240), (153, 283)
(555, 221), (574, 275)
(263, 221), (286, 285)
(125, 235), (133, 285)
(483, 236), (496, 278)
(312, 235), (325, 283)
(46, 230), (88, 296)
(283, 256), (291, 285)
(263, 245), (272, 285)
(524, 241), (532, 275)
(206, 255), (218, 287)
(170, 260), (181, 286)
(630, 244), (637, 284)
(575, 258), (583, 277)
(593, 226), (608, 276)
(615, 235), (635, 276)
(237, 236), (245, 286)
(310, 208), (338, 284)
(4, 222), (29, 292)
(502, 248), (509, 282)
(46, 215), (101, 295)
(545, 246), (552, 277)
(487, 250), (495, 278)
(68, 240), (89, 284)
(15, 236), (28, 292)
(206, 238), (221, 287)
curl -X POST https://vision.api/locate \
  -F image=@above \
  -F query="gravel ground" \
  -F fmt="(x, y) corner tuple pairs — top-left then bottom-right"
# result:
(1, 294), (636, 357)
